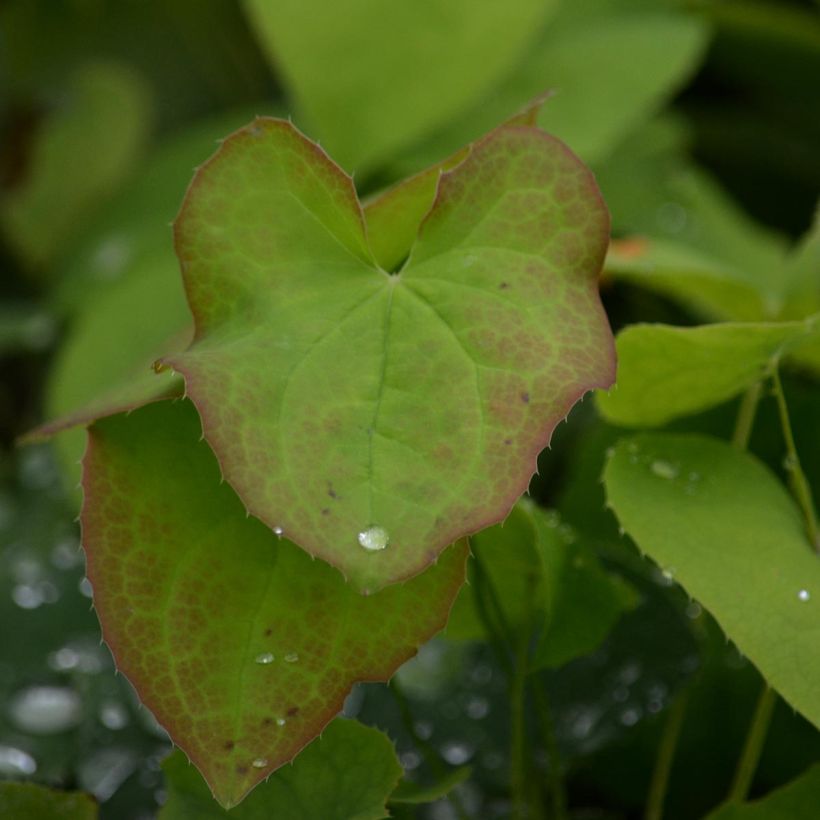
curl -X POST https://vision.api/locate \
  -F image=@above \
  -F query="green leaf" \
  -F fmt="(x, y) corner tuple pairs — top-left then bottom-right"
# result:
(166, 117), (614, 592)
(242, 0), (553, 171)
(82, 400), (468, 808)
(389, 766), (471, 805)
(447, 501), (636, 668)
(704, 764), (820, 820)
(0, 61), (152, 270)
(604, 433), (820, 729)
(597, 318), (820, 427)
(160, 718), (401, 819)
(0, 783), (97, 820)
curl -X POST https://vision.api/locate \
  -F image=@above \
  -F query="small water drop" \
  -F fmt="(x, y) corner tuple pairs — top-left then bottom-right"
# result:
(465, 695), (489, 720)
(78, 577), (93, 598)
(400, 750), (421, 771)
(650, 460), (679, 480)
(255, 653), (275, 665)
(273, 526), (284, 538)
(686, 601), (703, 619)
(358, 525), (389, 551)
(10, 686), (83, 734)
(275, 717), (286, 727)
(798, 589), (811, 602)
(440, 740), (474, 766)
(620, 706), (642, 727)
(0, 745), (37, 776)
(12, 584), (44, 609)
(783, 454), (798, 472)
(283, 652), (299, 663)
(252, 758), (268, 768)
(99, 701), (129, 731)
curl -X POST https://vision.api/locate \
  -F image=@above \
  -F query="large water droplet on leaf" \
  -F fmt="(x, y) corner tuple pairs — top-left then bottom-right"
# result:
(798, 589), (811, 602)
(358, 525), (389, 551)
(255, 652), (275, 665)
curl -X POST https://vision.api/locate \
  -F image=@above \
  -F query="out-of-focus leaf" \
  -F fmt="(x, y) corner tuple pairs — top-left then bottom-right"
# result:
(597, 318), (819, 427)
(160, 719), (401, 819)
(82, 400), (467, 807)
(165, 117), (613, 591)
(389, 766), (471, 805)
(605, 433), (820, 730)
(0, 783), (97, 820)
(243, 0), (553, 171)
(0, 303), (57, 354)
(0, 61), (153, 270)
(704, 763), (820, 820)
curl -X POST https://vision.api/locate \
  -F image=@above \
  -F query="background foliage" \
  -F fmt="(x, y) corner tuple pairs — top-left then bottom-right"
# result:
(1, 0), (818, 818)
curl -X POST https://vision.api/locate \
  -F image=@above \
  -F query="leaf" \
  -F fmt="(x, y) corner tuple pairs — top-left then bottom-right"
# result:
(391, 7), (708, 177)
(604, 433), (820, 729)
(82, 400), (468, 808)
(389, 766), (471, 805)
(242, 0), (553, 171)
(704, 764), (820, 820)
(160, 718), (401, 820)
(166, 117), (614, 592)
(0, 61), (152, 270)
(597, 318), (820, 427)
(446, 500), (636, 669)
(0, 783), (97, 820)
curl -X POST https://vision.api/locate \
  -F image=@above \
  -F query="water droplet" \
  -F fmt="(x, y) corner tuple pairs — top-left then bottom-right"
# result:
(273, 526), (284, 538)
(659, 567), (676, 585)
(465, 695), (489, 720)
(99, 701), (129, 730)
(686, 601), (702, 619)
(612, 686), (629, 703)
(10, 685), (83, 734)
(255, 653), (275, 665)
(440, 740), (474, 766)
(12, 584), (44, 609)
(275, 717), (286, 727)
(92, 234), (132, 280)
(358, 525), (389, 551)
(620, 706), (642, 727)
(0, 745), (37, 776)
(78, 577), (93, 598)
(798, 589), (811, 602)
(414, 720), (433, 740)
(400, 750), (421, 771)
(650, 460), (679, 480)
(783, 454), (798, 472)
(252, 758), (268, 768)
(51, 538), (83, 570)
(283, 652), (299, 663)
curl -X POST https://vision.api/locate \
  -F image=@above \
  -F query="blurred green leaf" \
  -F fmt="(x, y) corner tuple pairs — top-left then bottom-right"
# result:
(0, 61), (153, 271)
(243, 0), (554, 171)
(160, 718), (401, 819)
(704, 763), (820, 820)
(0, 782), (97, 820)
(0, 302), (57, 354)
(389, 765), (470, 805)
(604, 433), (820, 729)
(597, 318), (819, 427)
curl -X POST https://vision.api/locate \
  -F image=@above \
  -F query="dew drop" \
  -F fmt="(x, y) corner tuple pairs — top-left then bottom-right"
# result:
(252, 758), (268, 768)
(0, 745), (37, 776)
(798, 589), (811, 602)
(650, 460), (679, 480)
(255, 653), (275, 665)
(275, 717), (286, 727)
(10, 686), (83, 734)
(283, 652), (299, 663)
(273, 526), (284, 538)
(358, 525), (389, 551)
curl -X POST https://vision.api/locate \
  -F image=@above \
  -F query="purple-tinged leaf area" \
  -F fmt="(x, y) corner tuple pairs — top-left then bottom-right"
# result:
(161, 718), (402, 819)
(81, 400), (468, 808)
(167, 117), (614, 591)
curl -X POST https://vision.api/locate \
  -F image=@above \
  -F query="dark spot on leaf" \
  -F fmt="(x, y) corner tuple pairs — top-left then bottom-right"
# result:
(262, 717), (273, 726)
(499, 282), (509, 289)
(236, 764), (249, 775)
(286, 706), (300, 717)
(327, 482), (338, 499)
(521, 392), (530, 403)
(322, 508), (330, 516)
(264, 628), (272, 636)
(504, 438), (512, 446)
(223, 740), (235, 750)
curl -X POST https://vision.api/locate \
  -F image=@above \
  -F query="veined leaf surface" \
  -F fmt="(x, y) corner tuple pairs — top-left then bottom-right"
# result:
(166, 118), (614, 591)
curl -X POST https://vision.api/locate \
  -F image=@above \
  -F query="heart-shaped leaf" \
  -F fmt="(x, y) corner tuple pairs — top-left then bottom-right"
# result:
(604, 433), (820, 729)
(166, 117), (614, 591)
(598, 317), (819, 427)
(82, 400), (467, 807)
(161, 718), (402, 819)
(242, 0), (554, 171)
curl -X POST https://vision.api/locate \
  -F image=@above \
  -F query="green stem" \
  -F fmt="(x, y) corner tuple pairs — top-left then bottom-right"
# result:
(771, 366), (819, 553)
(389, 679), (470, 820)
(645, 691), (689, 820)
(728, 686), (777, 802)
(732, 382), (762, 449)
(532, 679), (568, 820)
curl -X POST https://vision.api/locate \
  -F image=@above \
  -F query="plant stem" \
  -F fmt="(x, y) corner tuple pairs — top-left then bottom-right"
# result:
(732, 382), (762, 450)
(728, 686), (777, 802)
(771, 366), (819, 553)
(532, 679), (568, 820)
(645, 691), (689, 820)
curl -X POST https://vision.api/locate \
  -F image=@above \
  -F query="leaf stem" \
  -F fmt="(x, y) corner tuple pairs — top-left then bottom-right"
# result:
(728, 686), (777, 802)
(532, 679), (568, 820)
(645, 690), (689, 820)
(770, 366), (819, 553)
(732, 382), (762, 450)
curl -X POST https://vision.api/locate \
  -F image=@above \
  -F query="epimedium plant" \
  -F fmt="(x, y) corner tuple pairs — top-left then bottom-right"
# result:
(29, 102), (621, 810)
